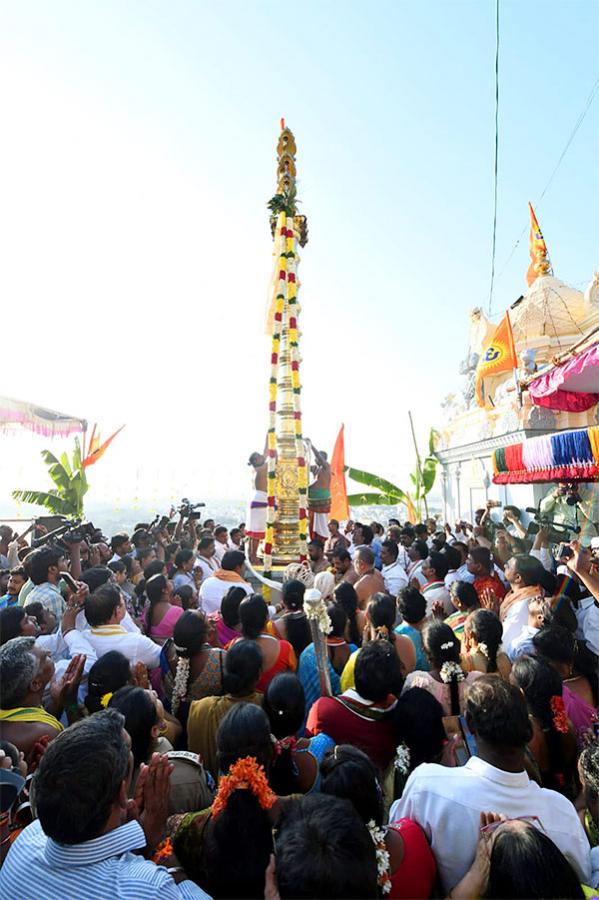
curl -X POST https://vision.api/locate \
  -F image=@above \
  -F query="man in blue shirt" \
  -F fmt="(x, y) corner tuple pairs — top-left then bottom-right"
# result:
(0, 566), (26, 610)
(0, 710), (210, 899)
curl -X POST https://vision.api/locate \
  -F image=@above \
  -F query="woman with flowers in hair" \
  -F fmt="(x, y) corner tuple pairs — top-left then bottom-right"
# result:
(340, 593), (416, 692)
(169, 702), (289, 897)
(263, 672), (334, 794)
(162, 611), (225, 723)
(511, 654), (578, 799)
(461, 608), (511, 680)
(320, 744), (436, 899)
(401, 621), (480, 716)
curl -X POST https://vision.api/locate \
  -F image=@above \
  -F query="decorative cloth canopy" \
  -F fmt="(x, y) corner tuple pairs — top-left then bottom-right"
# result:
(492, 427), (599, 484)
(0, 395), (86, 438)
(527, 343), (599, 413)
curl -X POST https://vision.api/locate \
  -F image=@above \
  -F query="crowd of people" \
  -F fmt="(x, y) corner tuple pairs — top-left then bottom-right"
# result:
(0, 502), (598, 898)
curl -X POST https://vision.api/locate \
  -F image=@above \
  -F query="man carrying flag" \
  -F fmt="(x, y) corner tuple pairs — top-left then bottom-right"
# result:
(475, 312), (518, 408)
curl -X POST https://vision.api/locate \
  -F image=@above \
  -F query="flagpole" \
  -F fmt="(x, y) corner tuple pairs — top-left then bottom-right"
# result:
(408, 411), (428, 519)
(506, 310), (522, 408)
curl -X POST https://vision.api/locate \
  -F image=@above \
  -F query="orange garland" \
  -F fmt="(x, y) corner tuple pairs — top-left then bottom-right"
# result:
(211, 756), (277, 819)
(152, 836), (174, 865)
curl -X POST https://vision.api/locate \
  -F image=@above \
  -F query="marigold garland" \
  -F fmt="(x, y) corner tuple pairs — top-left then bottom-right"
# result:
(550, 695), (569, 734)
(153, 837), (174, 865)
(263, 212), (308, 572)
(211, 756), (277, 819)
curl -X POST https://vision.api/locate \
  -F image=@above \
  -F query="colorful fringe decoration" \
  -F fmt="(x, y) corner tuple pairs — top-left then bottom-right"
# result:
(492, 426), (599, 485)
(263, 212), (308, 576)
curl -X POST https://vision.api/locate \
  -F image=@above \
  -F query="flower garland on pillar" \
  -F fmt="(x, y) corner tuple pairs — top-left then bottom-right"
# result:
(286, 220), (308, 562)
(263, 211), (286, 576)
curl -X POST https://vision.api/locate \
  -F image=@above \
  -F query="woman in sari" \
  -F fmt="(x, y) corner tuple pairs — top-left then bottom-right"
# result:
(340, 593), (416, 692)
(461, 608), (511, 680)
(533, 625), (598, 747)
(511, 655), (578, 799)
(227, 593), (296, 692)
(298, 604), (355, 713)
(186, 640), (263, 780)
(162, 611), (225, 720)
(266, 580), (311, 659)
(170, 702), (290, 898)
(143, 574), (183, 645)
(263, 673), (334, 795)
(208, 586), (245, 648)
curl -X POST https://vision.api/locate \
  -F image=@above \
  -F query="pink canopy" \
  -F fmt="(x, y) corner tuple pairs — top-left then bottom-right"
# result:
(0, 395), (86, 438)
(527, 343), (599, 412)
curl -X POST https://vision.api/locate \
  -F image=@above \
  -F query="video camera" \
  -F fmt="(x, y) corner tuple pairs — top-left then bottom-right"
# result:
(177, 498), (206, 520)
(32, 517), (97, 550)
(525, 506), (580, 546)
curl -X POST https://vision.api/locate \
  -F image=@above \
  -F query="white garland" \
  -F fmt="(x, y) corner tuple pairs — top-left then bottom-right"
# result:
(303, 590), (332, 635)
(478, 642), (489, 658)
(393, 742), (411, 775)
(440, 661), (465, 684)
(171, 655), (190, 715)
(366, 820), (391, 895)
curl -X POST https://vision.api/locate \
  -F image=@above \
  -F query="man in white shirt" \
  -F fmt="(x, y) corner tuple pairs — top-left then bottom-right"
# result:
(199, 550), (252, 616)
(83, 583), (161, 668)
(574, 593), (599, 656)
(212, 526), (230, 564)
(406, 540), (429, 588)
(505, 594), (544, 660)
(500, 555), (546, 649)
(565, 542), (599, 656)
(194, 536), (219, 582)
(420, 552), (453, 615)
(108, 533), (132, 565)
(390, 675), (591, 893)
(380, 540), (408, 597)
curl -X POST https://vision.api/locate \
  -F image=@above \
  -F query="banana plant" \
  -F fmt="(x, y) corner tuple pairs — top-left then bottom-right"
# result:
(12, 438), (89, 519)
(346, 428), (439, 522)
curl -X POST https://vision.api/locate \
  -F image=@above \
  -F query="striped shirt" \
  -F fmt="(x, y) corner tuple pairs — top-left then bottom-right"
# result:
(25, 581), (65, 619)
(0, 819), (211, 899)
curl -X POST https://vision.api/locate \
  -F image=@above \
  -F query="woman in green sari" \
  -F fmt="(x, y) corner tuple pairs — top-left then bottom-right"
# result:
(169, 702), (294, 898)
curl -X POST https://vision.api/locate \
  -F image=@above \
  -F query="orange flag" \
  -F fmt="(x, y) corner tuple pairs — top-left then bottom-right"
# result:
(405, 494), (418, 525)
(82, 424), (124, 468)
(526, 202), (549, 286)
(475, 313), (518, 407)
(330, 424), (350, 521)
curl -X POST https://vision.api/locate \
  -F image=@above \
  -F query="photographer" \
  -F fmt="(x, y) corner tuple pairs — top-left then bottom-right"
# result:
(540, 482), (599, 537)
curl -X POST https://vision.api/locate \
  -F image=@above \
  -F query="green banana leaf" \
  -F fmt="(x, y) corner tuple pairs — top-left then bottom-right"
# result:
(12, 489), (74, 516)
(346, 467), (409, 503)
(346, 492), (403, 506)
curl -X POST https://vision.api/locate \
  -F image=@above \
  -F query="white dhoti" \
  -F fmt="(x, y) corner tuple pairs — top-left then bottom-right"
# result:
(311, 512), (329, 542)
(246, 490), (268, 539)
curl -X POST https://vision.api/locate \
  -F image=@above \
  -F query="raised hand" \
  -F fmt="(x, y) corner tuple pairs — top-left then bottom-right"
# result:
(567, 540), (592, 576)
(132, 662), (150, 689)
(480, 587), (499, 614)
(50, 654), (86, 714)
(137, 752), (174, 853)
(430, 599), (445, 619)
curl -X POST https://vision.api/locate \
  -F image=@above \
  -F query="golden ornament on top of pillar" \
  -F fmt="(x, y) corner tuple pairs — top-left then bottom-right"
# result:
(263, 121), (310, 573)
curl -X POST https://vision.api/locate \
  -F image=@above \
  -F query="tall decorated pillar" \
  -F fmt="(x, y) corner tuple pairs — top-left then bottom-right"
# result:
(263, 122), (310, 576)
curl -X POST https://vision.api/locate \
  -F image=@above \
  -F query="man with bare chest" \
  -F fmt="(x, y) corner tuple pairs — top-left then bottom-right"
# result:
(246, 444), (268, 564)
(307, 439), (331, 543)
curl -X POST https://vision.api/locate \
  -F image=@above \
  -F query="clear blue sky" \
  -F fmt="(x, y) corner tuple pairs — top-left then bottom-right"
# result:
(0, 0), (597, 509)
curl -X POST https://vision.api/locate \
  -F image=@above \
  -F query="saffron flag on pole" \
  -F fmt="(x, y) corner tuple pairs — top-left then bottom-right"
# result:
(475, 313), (518, 407)
(82, 424), (125, 468)
(526, 202), (549, 287)
(330, 424), (350, 521)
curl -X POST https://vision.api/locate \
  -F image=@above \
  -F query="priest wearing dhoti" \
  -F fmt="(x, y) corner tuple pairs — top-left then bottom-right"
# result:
(246, 441), (269, 564)
(307, 439), (331, 543)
